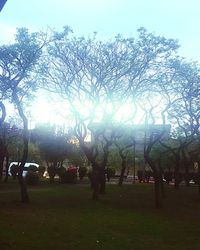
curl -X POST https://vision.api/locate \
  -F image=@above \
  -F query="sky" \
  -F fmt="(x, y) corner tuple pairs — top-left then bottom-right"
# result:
(1, 0), (200, 61)
(1, 0), (200, 125)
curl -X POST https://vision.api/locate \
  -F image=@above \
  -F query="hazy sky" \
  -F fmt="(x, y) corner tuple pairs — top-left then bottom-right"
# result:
(1, 0), (200, 125)
(0, 0), (200, 62)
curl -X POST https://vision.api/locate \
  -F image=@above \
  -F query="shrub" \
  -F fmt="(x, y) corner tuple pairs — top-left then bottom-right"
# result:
(106, 167), (115, 181)
(59, 167), (77, 184)
(78, 166), (87, 180)
(26, 171), (39, 185)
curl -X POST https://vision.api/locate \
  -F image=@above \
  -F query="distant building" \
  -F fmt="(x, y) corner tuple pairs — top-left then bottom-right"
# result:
(89, 123), (171, 150)
(89, 122), (171, 174)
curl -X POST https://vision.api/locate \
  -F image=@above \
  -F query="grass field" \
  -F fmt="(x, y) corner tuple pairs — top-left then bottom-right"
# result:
(0, 181), (200, 250)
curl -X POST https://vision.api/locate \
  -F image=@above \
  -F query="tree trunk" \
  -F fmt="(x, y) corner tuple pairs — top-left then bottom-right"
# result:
(92, 170), (100, 200)
(158, 161), (166, 199)
(184, 169), (190, 187)
(182, 149), (190, 187)
(154, 173), (163, 208)
(18, 175), (29, 203)
(198, 161), (200, 195)
(99, 168), (106, 194)
(18, 133), (29, 203)
(160, 173), (166, 198)
(118, 158), (126, 186)
(3, 155), (9, 183)
(0, 102), (7, 182)
(0, 156), (4, 181)
(144, 151), (163, 208)
(13, 91), (29, 203)
(174, 154), (180, 189)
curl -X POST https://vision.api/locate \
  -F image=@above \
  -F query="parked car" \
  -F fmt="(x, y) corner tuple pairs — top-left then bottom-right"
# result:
(8, 162), (39, 177)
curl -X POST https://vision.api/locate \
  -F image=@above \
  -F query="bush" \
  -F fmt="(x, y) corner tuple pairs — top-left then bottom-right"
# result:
(26, 171), (39, 185)
(106, 167), (115, 181)
(78, 166), (87, 180)
(59, 167), (77, 184)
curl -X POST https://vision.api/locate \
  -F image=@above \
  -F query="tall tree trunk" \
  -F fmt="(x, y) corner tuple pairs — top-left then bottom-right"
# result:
(174, 154), (180, 189)
(13, 91), (29, 203)
(182, 149), (190, 187)
(0, 102), (6, 182)
(0, 101), (6, 127)
(99, 168), (106, 194)
(3, 155), (9, 183)
(18, 175), (29, 203)
(184, 167), (190, 187)
(0, 156), (4, 181)
(160, 173), (166, 198)
(17, 129), (29, 203)
(158, 161), (166, 199)
(154, 172), (163, 208)
(92, 169), (100, 200)
(118, 158), (126, 186)
(144, 151), (163, 209)
(197, 161), (200, 195)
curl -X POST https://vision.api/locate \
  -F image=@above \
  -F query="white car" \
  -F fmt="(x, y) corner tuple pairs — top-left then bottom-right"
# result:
(8, 162), (39, 177)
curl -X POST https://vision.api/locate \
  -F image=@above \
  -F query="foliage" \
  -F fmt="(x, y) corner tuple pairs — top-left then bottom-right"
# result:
(32, 124), (72, 168)
(1, 26), (200, 206)
(59, 166), (77, 184)
(27, 143), (43, 165)
(105, 167), (116, 181)
(40, 26), (182, 201)
(0, 27), (48, 202)
(67, 144), (87, 167)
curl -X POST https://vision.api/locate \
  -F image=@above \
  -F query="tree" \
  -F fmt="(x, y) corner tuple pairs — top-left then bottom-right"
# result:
(75, 121), (116, 198)
(32, 124), (72, 182)
(0, 122), (21, 182)
(113, 126), (135, 186)
(41, 27), (138, 199)
(137, 93), (171, 208)
(0, 28), (47, 202)
(41, 27), (178, 200)
(0, 102), (8, 180)
(164, 60), (200, 190)
(67, 143), (87, 168)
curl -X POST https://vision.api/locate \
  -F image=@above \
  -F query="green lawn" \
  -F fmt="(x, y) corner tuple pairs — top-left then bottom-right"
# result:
(0, 181), (200, 250)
